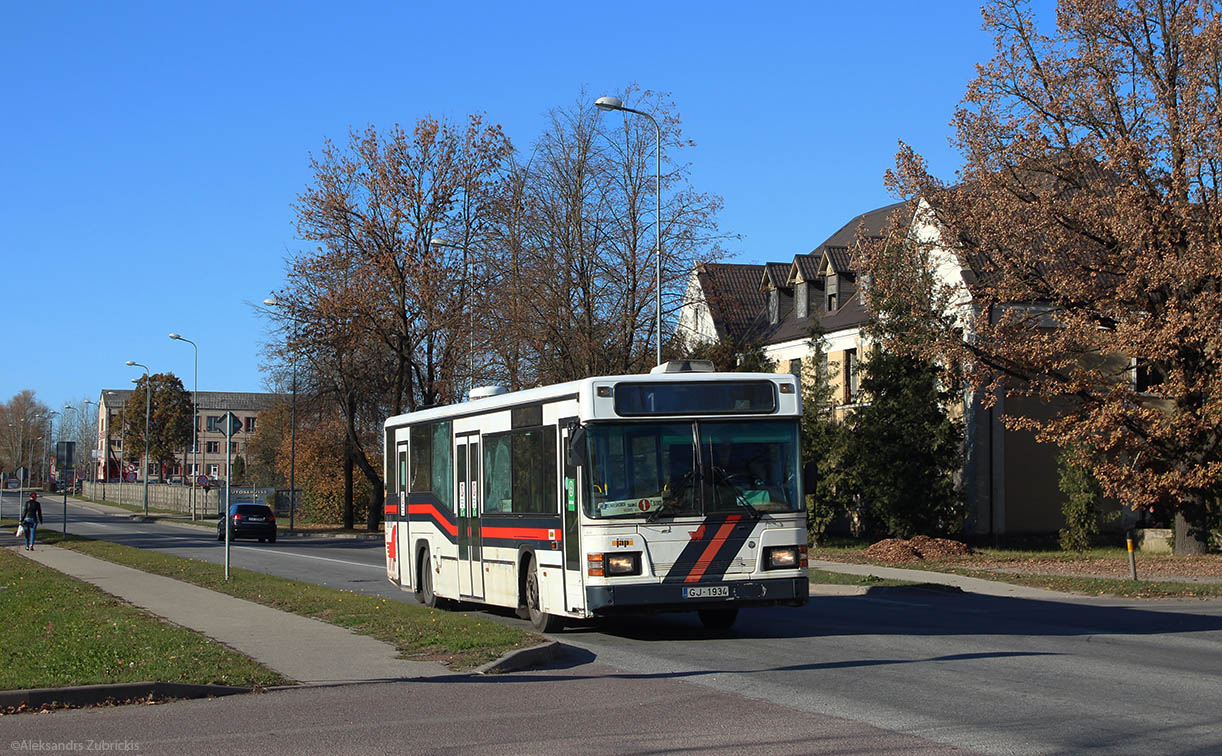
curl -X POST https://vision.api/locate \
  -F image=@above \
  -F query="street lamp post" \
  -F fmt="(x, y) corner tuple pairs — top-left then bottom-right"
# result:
(83, 399), (96, 484)
(61, 403), (79, 535)
(126, 361), (151, 516)
(169, 333), (199, 520)
(46, 412), (58, 493)
(264, 297), (297, 532)
(595, 95), (664, 367)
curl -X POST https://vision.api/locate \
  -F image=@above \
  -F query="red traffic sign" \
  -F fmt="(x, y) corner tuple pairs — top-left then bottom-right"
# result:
(197, 475), (210, 486)
(125, 472), (137, 482)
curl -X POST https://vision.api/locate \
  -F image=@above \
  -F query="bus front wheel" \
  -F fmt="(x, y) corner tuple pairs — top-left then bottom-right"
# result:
(697, 608), (738, 631)
(417, 548), (439, 609)
(525, 560), (564, 633)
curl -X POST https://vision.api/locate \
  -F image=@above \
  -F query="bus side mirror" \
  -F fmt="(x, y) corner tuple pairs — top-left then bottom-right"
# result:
(803, 460), (818, 493)
(568, 425), (588, 468)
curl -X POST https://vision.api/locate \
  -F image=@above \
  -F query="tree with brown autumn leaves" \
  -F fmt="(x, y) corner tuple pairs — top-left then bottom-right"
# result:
(271, 114), (512, 529)
(269, 89), (728, 530)
(123, 373), (193, 482)
(858, 0), (1222, 553)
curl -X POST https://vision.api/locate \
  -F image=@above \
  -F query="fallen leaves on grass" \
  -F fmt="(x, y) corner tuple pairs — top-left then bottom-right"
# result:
(864, 536), (974, 563)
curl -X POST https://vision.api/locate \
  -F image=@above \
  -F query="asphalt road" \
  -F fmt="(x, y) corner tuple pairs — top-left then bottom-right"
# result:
(6, 491), (1222, 755)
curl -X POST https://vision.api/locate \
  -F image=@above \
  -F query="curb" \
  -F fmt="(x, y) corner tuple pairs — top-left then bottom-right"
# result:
(0, 682), (253, 711)
(475, 641), (566, 675)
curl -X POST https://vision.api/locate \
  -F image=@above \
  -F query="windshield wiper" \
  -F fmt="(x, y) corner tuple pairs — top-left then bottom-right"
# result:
(710, 467), (763, 520)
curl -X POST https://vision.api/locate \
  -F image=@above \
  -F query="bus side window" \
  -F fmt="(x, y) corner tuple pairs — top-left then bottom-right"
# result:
(484, 435), (512, 514)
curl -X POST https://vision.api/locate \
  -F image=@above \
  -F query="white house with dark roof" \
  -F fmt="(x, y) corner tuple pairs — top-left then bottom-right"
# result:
(678, 199), (1091, 538)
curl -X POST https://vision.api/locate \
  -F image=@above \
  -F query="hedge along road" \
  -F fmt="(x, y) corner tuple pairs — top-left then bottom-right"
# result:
(18, 492), (1222, 756)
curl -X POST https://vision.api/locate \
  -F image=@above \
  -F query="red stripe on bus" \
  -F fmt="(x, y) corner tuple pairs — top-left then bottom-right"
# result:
(407, 503), (458, 537)
(384, 505), (397, 515)
(684, 515), (741, 584)
(481, 526), (560, 542)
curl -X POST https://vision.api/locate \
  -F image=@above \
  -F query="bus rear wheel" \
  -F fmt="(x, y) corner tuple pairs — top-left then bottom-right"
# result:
(697, 608), (738, 630)
(525, 560), (564, 633)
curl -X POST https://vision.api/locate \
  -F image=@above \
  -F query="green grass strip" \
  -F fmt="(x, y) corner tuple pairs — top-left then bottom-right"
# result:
(931, 567), (1222, 599)
(814, 546), (1222, 599)
(0, 548), (289, 691)
(22, 526), (539, 670)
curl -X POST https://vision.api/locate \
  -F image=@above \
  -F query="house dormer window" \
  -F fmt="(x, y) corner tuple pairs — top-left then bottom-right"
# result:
(795, 281), (808, 319)
(768, 289), (779, 325)
(826, 273), (839, 312)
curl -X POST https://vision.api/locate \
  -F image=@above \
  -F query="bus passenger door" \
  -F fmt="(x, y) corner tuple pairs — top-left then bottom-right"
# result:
(455, 435), (484, 600)
(560, 420), (583, 613)
(388, 443), (409, 587)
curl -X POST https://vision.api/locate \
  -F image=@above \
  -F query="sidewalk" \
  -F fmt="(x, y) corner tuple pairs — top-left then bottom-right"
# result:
(810, 559), (1085, 600)
(6, 541), (451, 685)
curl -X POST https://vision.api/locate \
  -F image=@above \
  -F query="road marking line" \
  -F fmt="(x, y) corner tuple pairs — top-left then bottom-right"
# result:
(230, 547), (382, 570)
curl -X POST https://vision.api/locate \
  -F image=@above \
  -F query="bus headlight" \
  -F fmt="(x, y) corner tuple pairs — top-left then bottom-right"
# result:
(605, 552), (641, 576)
(764, 546), (800, 570)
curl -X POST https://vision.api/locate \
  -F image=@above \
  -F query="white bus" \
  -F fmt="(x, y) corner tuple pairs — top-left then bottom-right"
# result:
(382, 361), (812, 631)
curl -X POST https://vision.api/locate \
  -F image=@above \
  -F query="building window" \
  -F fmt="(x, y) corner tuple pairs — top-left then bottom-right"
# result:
(794, 282), (808, 319)
(788, 358), (803, 389)
(206, 416), (222, 432)
(845, 348), (859, 404)
(826, 273), (839, 312)
(245, 416), (257, 433)
(230, 442), (238, 453)
(206, 441), (219, 454)
(208, 464), (219, 478)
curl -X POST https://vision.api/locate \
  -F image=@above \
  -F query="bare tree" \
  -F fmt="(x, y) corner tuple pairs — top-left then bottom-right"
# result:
(490, 87), (729, 384)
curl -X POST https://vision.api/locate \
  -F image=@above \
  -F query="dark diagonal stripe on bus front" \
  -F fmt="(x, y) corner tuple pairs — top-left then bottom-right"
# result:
(663, 514), (744, 584)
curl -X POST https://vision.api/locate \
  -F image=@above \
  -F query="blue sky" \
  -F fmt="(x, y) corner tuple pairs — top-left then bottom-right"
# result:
(0, 0), (1055, 409)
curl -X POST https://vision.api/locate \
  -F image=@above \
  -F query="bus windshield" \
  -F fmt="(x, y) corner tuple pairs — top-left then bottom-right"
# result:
(584, 420), (801, 519)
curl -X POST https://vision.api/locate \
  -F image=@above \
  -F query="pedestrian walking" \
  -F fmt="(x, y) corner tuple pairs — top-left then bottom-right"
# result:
(20, 491), (43, 550)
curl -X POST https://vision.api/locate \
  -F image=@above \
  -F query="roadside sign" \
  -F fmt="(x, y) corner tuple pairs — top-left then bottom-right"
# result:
(125, 472), (137, 482)
(220, 412), (243, 434)
(197, 475), (209, 487)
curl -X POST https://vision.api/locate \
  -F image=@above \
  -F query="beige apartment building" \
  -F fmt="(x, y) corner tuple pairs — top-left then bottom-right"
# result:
(95, 390), (288, 484)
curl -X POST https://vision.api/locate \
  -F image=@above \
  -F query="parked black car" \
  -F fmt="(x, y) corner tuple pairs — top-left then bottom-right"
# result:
(217, 504), (277, 543)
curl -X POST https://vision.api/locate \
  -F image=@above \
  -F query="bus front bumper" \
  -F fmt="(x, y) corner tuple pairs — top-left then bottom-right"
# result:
(586, 576), (809, 615)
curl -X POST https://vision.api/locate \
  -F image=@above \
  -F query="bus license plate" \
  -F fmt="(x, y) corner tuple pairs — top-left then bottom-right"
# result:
(683, 585), (729, 599)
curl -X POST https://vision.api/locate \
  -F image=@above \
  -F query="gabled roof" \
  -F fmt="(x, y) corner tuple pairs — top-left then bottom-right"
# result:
(823, 245), (852, 274)
(790, 253), (821, 283)
(689, 201), (911, 350)
(761, 262), (792, 292)
(813, 200), (908, 250)
(99, 389), (290, 413)
(692, 262), (769, 344)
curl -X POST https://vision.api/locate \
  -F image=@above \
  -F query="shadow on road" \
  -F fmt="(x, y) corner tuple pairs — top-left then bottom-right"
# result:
(568, 588), (1222, 643)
